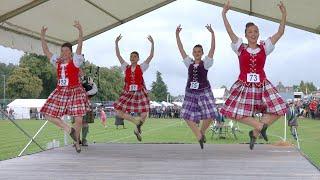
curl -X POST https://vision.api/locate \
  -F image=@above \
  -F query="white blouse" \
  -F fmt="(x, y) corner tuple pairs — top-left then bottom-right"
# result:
(231, 38), (275, 56)
(50, 53), (84, 68)
(120, 62), (149, 72)
(183, 56), (214, 70)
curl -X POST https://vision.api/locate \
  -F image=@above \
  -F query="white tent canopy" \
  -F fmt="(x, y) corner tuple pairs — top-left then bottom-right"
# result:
(200, 0), (320, 34)
(161, 101), (174, 107)
(0, 0), (174, 54)
(7, 99), (46, 119)
(172, 101), (183, 107)
(0, 0), (319, 55)
(150, 101), (162, 108)
(212, 88), (226, 99)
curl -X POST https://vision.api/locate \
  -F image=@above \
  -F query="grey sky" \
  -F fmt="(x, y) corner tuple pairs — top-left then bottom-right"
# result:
(0, 0), (319, 96)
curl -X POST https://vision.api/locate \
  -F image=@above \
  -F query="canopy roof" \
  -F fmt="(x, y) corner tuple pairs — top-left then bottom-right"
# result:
(0, 0), (174, 54)
(200, 0), (320, 34)
(0, 0), (319, 55)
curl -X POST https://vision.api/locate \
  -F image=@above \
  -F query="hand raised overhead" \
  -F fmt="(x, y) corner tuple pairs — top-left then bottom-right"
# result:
(115, 34), (122, 43)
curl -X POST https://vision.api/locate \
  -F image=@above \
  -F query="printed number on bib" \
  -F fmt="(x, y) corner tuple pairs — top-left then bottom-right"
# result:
(190, 82), (200, 90)
(58, 78), (69, 86)
(129, 84), (138, 91)
(247, 73), (260, 83)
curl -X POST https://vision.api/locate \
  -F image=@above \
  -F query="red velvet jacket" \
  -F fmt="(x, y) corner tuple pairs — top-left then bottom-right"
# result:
(237, 43), (267, 87)
(124, 65), (145, 91)
(56, 59), (80, 87)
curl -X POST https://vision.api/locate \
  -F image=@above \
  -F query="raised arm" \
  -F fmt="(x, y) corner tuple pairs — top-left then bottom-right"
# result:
(40, 26), (53, 60)
(270, 1), (287, 45)
(206, 24), (215, 58)
(175, 25), (188, 59)
(115, 34), (126, 64)
(144, 35), (154, 64)
(222, 0), (239, 43)
(74, 21), (83, 55)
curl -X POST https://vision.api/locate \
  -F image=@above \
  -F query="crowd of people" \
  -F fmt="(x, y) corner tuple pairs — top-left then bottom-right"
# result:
(149, 106), (181, 119)
(291, 97), (320, 119)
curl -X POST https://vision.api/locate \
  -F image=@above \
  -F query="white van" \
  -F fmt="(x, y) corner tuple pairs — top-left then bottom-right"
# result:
(294, 92), (304, 101)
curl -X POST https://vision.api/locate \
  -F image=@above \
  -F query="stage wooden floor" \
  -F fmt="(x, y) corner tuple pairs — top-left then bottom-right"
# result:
(0, 144), (319, 180)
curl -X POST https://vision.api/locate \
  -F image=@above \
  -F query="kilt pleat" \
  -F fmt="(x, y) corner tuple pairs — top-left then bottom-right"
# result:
(114, 88), (150, 113)
(181, 87), (217, 122)
(221, 80), (288, 119)
(40, 85), (90, 118)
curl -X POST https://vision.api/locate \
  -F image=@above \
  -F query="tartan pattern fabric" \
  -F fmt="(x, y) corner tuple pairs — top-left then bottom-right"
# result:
(114, 88), (150, 113)
(40, 85), (90, 118)
(221, 80), (288, 119)
(181, 87), (217, 122)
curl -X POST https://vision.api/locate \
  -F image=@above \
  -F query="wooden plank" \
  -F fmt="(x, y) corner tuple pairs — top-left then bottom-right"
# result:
(0, 144), (319, 180)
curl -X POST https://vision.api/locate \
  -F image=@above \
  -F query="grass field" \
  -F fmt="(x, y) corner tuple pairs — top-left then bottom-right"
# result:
(0, 117), (319, 168)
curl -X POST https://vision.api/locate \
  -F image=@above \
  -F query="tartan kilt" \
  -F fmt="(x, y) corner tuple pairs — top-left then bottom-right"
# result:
(114, 88), (150, 113)
(40, 85), (90, 118)
(181, 87), (217, 122)
(221, 79), (288, 119)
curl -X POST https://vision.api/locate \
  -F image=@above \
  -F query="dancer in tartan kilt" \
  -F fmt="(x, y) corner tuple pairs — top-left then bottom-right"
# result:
(113, 34), (154, 141)
(40, 21), (90, 153)
(176, 24), (216, 149)
(221, 1), (288, 150)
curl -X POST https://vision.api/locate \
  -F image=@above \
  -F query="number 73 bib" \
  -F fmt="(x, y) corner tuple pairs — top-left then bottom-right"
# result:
(247, 73), (260, 83)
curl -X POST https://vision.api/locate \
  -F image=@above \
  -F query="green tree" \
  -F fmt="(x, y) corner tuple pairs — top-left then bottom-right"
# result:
(0, 62), (16, 107)
(95, 66), (124, 101)
(82, 61), (124, 101)
(19, 53), (56, 98)
(150, 71), (169, 102)
(7, 67), (43, 98)
(299, 81), (306, 93)
(0, 62), (16, 98)
(0, 62), (16, 75)
(298, 81), (317, 94)
(305, 82), (317, 94)
(293, 85), (300, 92)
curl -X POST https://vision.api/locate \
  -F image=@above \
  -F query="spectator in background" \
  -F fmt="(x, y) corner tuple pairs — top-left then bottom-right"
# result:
(309, 98), (318, 119)
(115, 115), (126, 129)
(9, 108), (14, 120)
(215, 107), (225, 134)
(317, 101), (320, 118)
(287, 100), (298, 140)
(303, 101), (309, 118)
(99, 107), (107, 128)
(156, 107), (161, 118)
